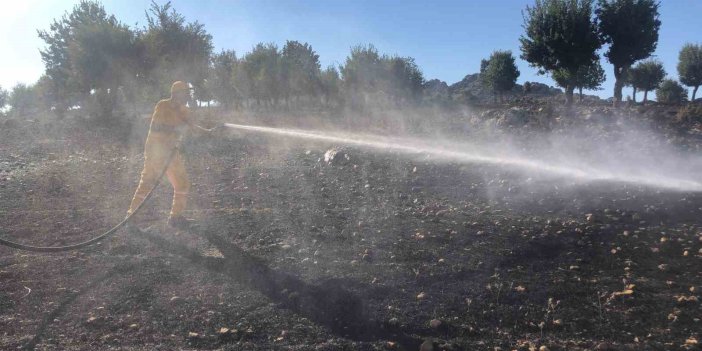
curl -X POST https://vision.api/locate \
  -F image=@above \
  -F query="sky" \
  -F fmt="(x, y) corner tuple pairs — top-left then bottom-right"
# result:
(1, 0), (701, 99)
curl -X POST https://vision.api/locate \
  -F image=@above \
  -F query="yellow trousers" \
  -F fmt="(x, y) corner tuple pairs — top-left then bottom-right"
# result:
(128, 140), (190, 218)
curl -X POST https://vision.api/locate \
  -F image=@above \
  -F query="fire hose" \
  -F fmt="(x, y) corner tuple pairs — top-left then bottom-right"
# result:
(0, 147), (178, 253)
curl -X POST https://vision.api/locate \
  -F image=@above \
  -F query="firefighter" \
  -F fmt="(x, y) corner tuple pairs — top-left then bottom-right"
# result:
(127, 81), (214, 228)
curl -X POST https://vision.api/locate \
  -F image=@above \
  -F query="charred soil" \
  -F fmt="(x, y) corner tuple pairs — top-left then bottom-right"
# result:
(1, 106), (701, 350)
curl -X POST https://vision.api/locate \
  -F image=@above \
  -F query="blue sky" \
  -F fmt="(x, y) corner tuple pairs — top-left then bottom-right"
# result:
(2, 0), (701, 99)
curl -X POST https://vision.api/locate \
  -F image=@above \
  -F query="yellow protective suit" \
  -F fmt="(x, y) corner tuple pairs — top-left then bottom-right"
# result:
(128, 92), (192, 219)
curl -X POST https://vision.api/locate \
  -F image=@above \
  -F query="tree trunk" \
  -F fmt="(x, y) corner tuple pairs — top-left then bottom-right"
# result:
(579, 87), (584, 102)
(693, 86), (699, 101)
(632, 87), (637, 103)
(643, 90), (648, 104)
(613, 65), (626, 106)
(565, 86), (575, 105)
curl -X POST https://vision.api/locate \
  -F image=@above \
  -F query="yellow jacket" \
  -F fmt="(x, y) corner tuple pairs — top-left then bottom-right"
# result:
(146, 98), (193, 146)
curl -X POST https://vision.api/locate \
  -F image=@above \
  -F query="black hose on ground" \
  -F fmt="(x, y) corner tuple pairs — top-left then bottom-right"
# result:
(0, 147), (178, 253)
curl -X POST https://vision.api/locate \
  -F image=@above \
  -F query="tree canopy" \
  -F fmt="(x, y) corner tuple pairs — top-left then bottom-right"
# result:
(678, 43), (702, 101)
(656, 79), (687, 104)
(281, 40), (322, 102)
(627, 59), (665, 103)
(207, 50), (238, 108)
(480, 50), (520, 102)
(520, 0), (601, 104)
(553, 61), (606, 101)
(38, 0), (119, 112)
(27, 0), (694, 118)
(596, 0), (661, 104)
(141, 1), (213, 100)
(8, 83), (38, 116)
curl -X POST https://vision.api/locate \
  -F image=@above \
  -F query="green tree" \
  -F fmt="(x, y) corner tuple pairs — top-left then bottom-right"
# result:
(678, 43), (702, 101)
(341, 44), (383, 94)
(141, 1), (213, 101)
(520, 0), (601, 105)
(68, 19), (136, 91)
(69, 17), (138, 118)
(240, 43), (281, 106)
(340, 44), (384, 108)
(627, 59), (665, 103)
(33, 75), (61, 115)
(656, 79), (687, 104)
(596, 0), (661, 105)
(208, 50), (238, 108)
(9, 83), (38, 116)
(233, 61), (253, 107)
(320, 65), (341, 107)
(384, 56), (425, 104)
(576, 61), (606, 100)
(281, 40), (322, 105)
(341, 45), (425, 107)
(554, 61), (606, 102)
(38, 0), (120, 113)
(480, 50), (520, 102)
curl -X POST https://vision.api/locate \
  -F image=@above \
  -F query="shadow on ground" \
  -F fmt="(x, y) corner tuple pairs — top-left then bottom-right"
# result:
(139, 225), (424, 350)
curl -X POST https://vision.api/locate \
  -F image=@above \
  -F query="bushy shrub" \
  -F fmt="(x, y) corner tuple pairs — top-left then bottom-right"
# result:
(656, 79), (687, 104)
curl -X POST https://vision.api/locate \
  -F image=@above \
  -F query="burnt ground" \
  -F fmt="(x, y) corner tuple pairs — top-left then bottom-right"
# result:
(0, 113), (700, 351)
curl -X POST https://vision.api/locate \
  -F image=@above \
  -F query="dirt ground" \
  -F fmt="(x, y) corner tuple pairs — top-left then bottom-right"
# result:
(0, 109), (700, 351)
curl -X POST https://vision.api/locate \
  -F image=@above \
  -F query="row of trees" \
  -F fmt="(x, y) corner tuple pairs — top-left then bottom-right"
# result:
(0, 84), (40, 116)
(624, 43), (702, 104)
(7, 0), (424, 118)
(519, 0), (701, 105)
(204, 43), (424, 109)
(416, 0), (701, 106)
(34, 1), (213, 118)
(2, 0), (701, 117)
(477, 48), (605, 104)
(679, 44), (702, 101)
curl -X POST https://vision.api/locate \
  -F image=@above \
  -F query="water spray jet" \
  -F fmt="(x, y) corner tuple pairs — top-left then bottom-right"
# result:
(223, 123), (702, 192)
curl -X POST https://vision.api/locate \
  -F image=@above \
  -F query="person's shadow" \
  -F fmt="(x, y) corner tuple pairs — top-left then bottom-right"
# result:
(22, 226), (423, 350)
(140, 224), (423, 350)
